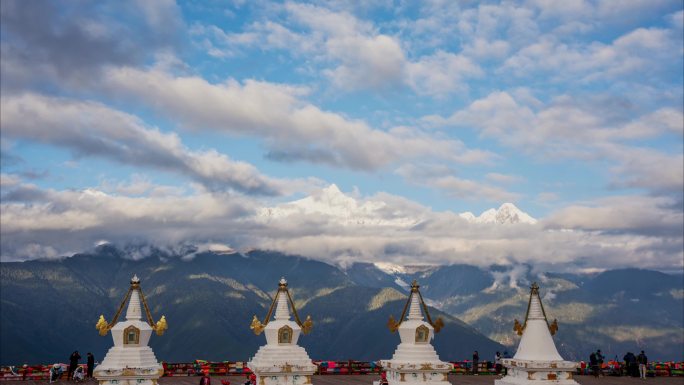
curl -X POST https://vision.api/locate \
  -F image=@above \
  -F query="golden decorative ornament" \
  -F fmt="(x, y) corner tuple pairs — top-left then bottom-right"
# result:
(514, 318), (524, 335)
(250, 315), (265, 335)
(96, 315), (110, 336)
(387, 315), (399, 332)
(549, 319), (558, 335)
(301, 315), (313, 335)
(154, 316), (168, 336)
(432, 317), (444, 333)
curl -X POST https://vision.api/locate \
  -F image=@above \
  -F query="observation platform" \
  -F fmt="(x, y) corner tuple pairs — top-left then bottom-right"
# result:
(13, 375), (684, 385)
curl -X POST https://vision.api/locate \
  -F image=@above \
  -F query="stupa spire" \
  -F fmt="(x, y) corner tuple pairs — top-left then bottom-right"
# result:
(95, 275), (167, 337)
(388, 280), (443, 332)
(407, 286), (424, 320)
(250, 277), (312, 335)
(274, 277), (291, 320)
(125, 289), (143, 320)
(527, 290), (545, 319)
(125, 275), (143, 320)
(514, 283), (558, 334)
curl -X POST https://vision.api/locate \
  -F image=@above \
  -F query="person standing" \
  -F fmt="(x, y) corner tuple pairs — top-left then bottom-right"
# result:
(472, 351), (479, 375)
(20, 365), (31, 381)
(198, 370), (211, 385)
(637, 351), (648, 379)
(623, 352), (632, 376)
(503, 350), (511, 375)
(596, 349), (605, 377)
(379, 372), (389, 385)
(589, 351), (599, 377)
(68, 351), (81, 380)
(495, 351), (502, 375)
(86, 352), (95, 378)
(629, 352), (639, 377)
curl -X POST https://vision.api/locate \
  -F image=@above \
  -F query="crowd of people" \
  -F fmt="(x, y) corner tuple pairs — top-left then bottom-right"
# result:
(470, 347), (652, 379)
(589, 349), (649, 379)
(469, 350), (510, 376)
(49, 351), (95, 383)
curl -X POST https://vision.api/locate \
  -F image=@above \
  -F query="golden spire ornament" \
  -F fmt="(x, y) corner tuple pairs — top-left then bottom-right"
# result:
(95, 275), (168, 337)
(512, 282), (558, 336)
(249, 277), (313, 335)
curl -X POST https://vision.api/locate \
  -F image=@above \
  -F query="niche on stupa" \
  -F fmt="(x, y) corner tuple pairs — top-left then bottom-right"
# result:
(278, 325), (293, 344)
(123, 325), (140, 345)
(415, 325), (429, 343)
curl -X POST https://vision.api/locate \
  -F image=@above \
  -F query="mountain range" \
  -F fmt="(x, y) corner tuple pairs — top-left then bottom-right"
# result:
(358, 262), (683, 361)
(458, 203), (537, 224)
(259, 184), (537, 225)
(0, 247), (501, 365)
(1, 245), (682, 366)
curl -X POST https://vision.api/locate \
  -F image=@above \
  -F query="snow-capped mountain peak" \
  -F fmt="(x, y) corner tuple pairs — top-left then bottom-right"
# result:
(258, 186), (535, 227)
(373, 261), (407, 274)
(257, 184), (419, 227)
(461, 203), (537, 224)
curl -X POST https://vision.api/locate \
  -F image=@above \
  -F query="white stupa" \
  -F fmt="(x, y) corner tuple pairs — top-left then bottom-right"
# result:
(378, 280), (453, 384)
(247, 277), (316, 385)
(496, 283), (579, 385)
(94, 275), (167, 385)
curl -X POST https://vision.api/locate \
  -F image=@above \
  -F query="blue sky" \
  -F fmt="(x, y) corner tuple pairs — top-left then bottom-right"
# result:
(1, 0), (682, 271)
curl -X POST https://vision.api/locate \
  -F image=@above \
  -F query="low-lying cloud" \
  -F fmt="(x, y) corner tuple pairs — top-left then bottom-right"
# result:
(2, 182), (681, 274)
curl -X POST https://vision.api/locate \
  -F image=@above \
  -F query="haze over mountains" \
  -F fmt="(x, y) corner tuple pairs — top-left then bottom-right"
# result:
(1, 245), (682, 365)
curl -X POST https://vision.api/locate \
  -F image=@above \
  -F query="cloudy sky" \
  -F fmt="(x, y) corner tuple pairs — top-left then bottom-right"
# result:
(1, 0), (682, 271)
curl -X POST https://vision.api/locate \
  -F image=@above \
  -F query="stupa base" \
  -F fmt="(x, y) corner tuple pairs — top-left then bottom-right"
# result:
(94, 366), (163, 385)
(376, 371), (450, 385)
(379, 360), (452, 385)
(250, 369), (315, 385)
(495, 375), (579, 385)
(497, 360), (579, 385)
(248, 344), (317, 385)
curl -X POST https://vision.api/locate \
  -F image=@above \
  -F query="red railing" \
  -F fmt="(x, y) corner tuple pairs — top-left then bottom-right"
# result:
(1, 360), (682, 381)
